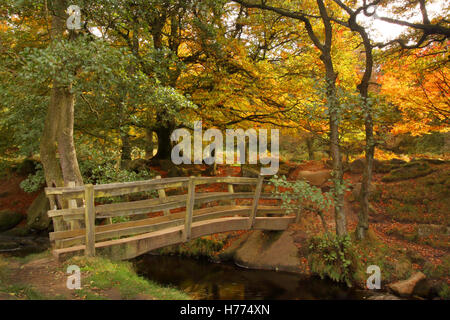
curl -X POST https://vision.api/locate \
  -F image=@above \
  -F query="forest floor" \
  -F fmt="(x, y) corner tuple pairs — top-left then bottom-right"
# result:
(0, 252), (190, 300)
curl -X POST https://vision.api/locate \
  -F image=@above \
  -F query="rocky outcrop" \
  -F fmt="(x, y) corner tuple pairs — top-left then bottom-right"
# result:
(291, 170), (332, 187)
(220, 230), (303, 274)
(387, 272), (426, 297)
(382, 161), (433, 182)
(0, 210), (23, 232)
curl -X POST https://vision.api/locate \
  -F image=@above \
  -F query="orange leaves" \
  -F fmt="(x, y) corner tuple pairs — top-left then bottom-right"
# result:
(379, 43), (449, 136)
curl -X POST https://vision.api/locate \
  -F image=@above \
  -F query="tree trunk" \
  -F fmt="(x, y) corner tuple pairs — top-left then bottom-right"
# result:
(305, 136), (315, 160)
(355, 26), (375, 240)
(120, 130), (132, 169)
(57, 84), (83, 186)
(322, 54), (347, 237)
(40, 0), (67, 190)
(40, 86), (64, 190)
(154, 121), (174, 160)
(41, 0), (83, 235)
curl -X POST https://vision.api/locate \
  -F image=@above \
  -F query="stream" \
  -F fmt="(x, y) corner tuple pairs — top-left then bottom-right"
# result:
(135, 255), (372, 300)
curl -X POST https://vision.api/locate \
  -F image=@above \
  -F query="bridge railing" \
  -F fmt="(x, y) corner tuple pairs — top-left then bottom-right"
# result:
(45, 175), (293, 257)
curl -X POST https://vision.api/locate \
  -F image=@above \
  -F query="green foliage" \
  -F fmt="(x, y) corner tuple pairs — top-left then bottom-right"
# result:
(19, 152), (156, 194)
(67, 256), (190, 300)
(269, 175), (333, 213)
(423, 255), (450, 279)
(438, 283), (450, 300)
(308, 234), (358, 287)
(351, 231), (415, 286)
(19, 163), (45, 193)
(393, 133), (446, 155)
(0, 256), (8, 286)
(85, 162), (154, 185)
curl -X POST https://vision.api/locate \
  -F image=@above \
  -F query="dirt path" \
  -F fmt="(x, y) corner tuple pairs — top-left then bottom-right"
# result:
(0, 256), (154, 300)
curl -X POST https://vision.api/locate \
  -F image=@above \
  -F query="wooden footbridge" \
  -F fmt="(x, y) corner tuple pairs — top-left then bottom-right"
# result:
(45, 175), (297, 261)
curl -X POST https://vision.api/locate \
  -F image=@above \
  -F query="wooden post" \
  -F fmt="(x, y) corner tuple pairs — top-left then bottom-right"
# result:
(48, 194), (63, 249)
(84, 184), (96, 257)
(183, 177), (195, 241)
(249, 175), (264, 229)
(227, 177), (235, 206)
(68, 181), (82, 230)
(156, 176), (170, 216)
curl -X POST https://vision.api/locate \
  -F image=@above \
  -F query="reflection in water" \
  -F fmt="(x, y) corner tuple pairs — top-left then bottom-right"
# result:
(135, 255), (368, 300)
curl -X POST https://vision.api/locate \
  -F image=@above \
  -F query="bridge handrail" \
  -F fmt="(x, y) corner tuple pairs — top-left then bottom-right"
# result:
(44, 176), (259, 199)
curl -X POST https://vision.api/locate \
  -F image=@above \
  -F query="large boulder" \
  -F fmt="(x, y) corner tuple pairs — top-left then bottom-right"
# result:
(387, 272), (426, 297)
(349, 159), (365, 174)
(232, 230), (302, 273)
(0, 210), (23, 232)
(292, 170), (332, 187)
(26, 192), (51, 231)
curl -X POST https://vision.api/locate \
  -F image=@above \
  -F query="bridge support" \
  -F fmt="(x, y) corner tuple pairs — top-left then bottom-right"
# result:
(249, 175), (264, 229)
(84, 184), (96, 257)
(183, 177), (195, 242)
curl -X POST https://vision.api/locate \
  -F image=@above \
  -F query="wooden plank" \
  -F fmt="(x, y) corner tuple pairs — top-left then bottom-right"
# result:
(193, 177), (258, 185)
(48, 192), (283, 220)
(45, 177), (190, 199)
(60, 219), (186, 248)
(84, 184), (96, 257)
(68, 181), (82, 231)
(58, 206), (256, 247)
(47, 193), (235, 218)
(47, 194), (189, 219)
(227, 179), (235, 206)
(49, 205), (287, 242)
(249, 175), (264, 229)
(183, 177), (195, 241)
(50, 211), (188, 241)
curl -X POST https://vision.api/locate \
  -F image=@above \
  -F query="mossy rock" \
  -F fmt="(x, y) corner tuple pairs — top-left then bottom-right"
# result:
(26, 192), (51, 231)
(382, 161), (434, 182)
(349, 159), (364, 174)
(0, 211), (23, 232)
